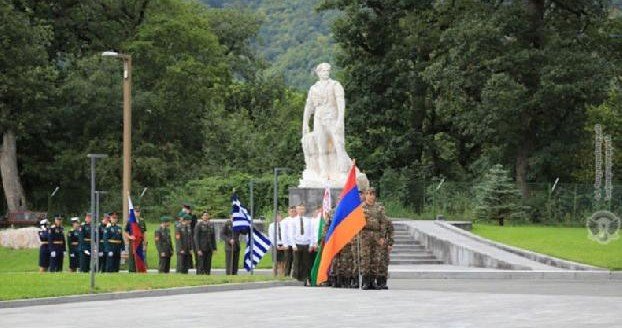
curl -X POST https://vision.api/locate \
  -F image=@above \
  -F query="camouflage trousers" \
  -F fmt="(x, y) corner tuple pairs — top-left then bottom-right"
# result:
(376, 243), (390, 278)
(334, 240), (358, 278)
(360, 230), (382, 276)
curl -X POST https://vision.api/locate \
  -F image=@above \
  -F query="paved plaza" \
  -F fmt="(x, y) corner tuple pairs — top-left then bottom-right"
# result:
(2, 279), (621, 328)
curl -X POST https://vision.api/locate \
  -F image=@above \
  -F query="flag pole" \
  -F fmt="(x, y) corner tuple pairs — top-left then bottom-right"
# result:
(249, 181), (255, 275)
(357, 233), (362, 290)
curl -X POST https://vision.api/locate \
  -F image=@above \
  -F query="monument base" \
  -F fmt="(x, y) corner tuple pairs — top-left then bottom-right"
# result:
(289, 187), (343, 215)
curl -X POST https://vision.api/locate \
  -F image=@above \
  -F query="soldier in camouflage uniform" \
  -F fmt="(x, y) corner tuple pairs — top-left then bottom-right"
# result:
(360, 187), (383, 290)
(375, 191), (393, 289)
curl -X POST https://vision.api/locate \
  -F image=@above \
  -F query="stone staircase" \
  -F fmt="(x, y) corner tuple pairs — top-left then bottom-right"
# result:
(390, 223), (443, 265)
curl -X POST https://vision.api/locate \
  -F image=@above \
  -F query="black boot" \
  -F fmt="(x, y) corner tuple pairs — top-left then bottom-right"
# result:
(377, 277), (388, 290)
(334, 276), (342, 288)
(351, 277), (359, 289)
(361, 276), (372, 290)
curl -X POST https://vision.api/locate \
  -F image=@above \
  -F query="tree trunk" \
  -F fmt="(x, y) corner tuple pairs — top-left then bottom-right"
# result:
(0, 130), (27, 212)
(515, 141), (530, 198)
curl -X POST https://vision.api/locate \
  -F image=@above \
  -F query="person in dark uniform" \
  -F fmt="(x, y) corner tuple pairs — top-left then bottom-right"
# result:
(175, 214), (193, 274)
(154, 216), (174, 273)
(180, 203), (198, 269)
(67, 217), (81, 272)
(104, 213), (124, 272)
(78, 213), (92, 273)
(221, 215), (241, 275)
(194, 211), (217, 275)
(98, 213), (110, 272)
(124, 206), (147, 273)
(48, 215), (66, 272)
(38, 219), (50, 273)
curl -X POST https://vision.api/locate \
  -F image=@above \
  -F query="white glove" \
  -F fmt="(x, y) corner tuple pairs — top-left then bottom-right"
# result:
(50, 251), (56, 258)
(84, 250), (90, 256)
(108, 251), (113, 257)
(70, 253), (75, 258)
(98, 252), (103, 257)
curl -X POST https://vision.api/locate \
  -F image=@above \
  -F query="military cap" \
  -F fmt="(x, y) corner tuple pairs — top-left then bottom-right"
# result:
(40, 219), (49, 226)
(70, 217), (80, 223)
(181, 213), (192, 220)
(366, 186), (376, 193)
(160, 215), (172, 222)
(53, 214), (63, 220)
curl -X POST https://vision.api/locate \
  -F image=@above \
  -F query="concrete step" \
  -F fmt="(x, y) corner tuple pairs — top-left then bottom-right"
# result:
(392, 240), (419, 245)
(392, 245), (426, 251)
(391, 253), (437, 260)
(390, 259), (444, 265)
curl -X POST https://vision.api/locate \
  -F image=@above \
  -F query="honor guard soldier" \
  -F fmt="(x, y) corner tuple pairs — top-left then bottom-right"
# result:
(104, 213), (124, 272)
(125, 206), (147, 272)
(67, 217), (81, 272)
(376, 195), (393, 290)
(155, 216), (174, 273)
(221, 215), (242, 275)
(194, 211), (217, 275)
(38, 219), (50, 273)
(360, 187), (383, 290)
(78, 213), (93, 273)
(98, 213), (111, 272)
(48, 215), (66, 272)
(175, 214), (193, 274)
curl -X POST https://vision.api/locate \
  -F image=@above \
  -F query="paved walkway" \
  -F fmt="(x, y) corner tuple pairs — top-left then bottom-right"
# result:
(401, 220), (566, 270)
(2, 280), (621, 327)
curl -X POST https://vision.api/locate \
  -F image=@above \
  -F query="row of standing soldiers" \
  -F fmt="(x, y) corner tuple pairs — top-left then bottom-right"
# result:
(38, 204), (228, 275)
(326, 187), (394, 290)
(38, 212), (127, 273)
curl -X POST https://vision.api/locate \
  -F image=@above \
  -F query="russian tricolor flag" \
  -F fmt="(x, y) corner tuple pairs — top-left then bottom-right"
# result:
(128, 196), (147, 273)
(316, 164), (366, 284)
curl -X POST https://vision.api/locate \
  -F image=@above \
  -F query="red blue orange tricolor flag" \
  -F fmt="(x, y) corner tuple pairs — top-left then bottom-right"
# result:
(128, 196), (147, 273)
(316, 164), (366, 284)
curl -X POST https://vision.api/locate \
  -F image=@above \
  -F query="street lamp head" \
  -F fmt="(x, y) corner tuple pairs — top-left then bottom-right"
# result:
(101, 51), (120, 57)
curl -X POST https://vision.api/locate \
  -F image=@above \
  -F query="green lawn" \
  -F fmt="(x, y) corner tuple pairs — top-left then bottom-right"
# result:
(0, 222), (272, 273)
(0, 273), (274, 300)
(472, 224), (622, 270)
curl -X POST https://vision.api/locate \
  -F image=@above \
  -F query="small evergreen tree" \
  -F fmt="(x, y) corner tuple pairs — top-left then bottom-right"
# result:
(475, 165), (527, 226)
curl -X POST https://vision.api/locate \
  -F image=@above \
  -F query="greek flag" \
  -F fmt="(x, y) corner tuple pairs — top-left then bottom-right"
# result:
(244, 229), (272, 271)
(231, 193), (251, 233)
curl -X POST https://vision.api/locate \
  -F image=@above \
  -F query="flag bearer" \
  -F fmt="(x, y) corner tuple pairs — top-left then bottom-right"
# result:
(221, 215), (241, 275)
(125, 206), (147, 272)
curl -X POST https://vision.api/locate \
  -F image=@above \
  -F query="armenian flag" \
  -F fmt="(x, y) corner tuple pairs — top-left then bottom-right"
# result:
(316, 165), (365, 284)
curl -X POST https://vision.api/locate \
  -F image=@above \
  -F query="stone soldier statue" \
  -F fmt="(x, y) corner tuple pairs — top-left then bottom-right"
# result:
(155, 216), (174, 273)
(125, 206), (147, 273)
(78, 213), (93, 273)
(221, 216), (241, 275)
(38, 219), (50, 273)
(175, 214), (193, 274)
(194, 211), (217, 275)
(360, 187), (383, 290)
(104, 213), (124, 272)
(67, 217), (81, 272)
(48, 215), (66, 272)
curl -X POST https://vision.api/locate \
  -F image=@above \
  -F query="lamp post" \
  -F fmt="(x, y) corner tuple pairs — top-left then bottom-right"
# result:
(102, 51), (132, 224)
(87, 153), (107, 293)
(272, 167), (288, 276)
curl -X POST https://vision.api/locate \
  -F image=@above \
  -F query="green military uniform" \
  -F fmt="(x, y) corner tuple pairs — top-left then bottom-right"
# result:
(155, 216), (174, 273)
(175, 215), (193, 274)
(360, 201), (382, 289)
(126, 219), (147, 272)
(193, 218), (217, 275)
(78, 220), (93, 272)
(221, 219), (241, 275)
(375, 202), (393, 289)
(104, 222), (124, 272)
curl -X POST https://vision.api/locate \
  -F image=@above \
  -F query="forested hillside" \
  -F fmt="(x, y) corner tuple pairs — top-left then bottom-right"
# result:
(202, 0), (338, 89)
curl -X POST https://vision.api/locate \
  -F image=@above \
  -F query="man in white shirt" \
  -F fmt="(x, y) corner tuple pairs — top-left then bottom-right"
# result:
(281, 206), (297, 276)
(290, 204), (313, 285)
(268, 213), (286, 276)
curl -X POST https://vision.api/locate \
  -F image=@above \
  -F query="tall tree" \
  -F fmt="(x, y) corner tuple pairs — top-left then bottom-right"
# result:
(0, 2), (55, 211)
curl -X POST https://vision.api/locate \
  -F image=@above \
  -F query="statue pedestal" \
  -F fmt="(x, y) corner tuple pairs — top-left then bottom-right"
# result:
(288, 187), (343, 215)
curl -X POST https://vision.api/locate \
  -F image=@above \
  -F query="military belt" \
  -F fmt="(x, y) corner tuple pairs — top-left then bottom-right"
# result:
(52, 241), (64, 245)
(71, 242), (79, 245)
(108, 239), (122, 244)
(84, 238), (91, 241)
